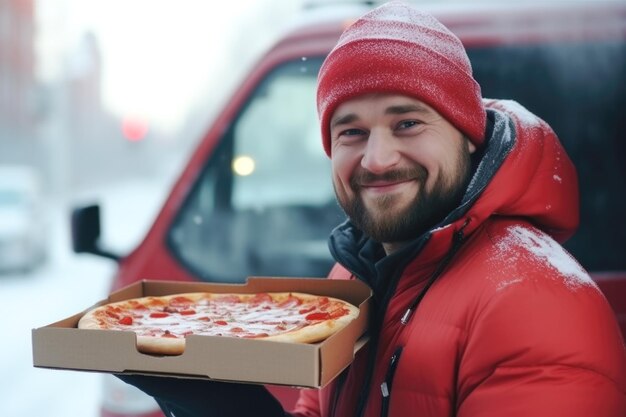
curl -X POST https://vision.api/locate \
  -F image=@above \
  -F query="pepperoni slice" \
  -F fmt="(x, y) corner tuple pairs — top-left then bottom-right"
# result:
(105, 310), (120, 319)
(298, 306), (316, 315)
(180, 309), (196, 315)
(277, 294), (303, 308)
(305, 312), (331, 321)
(169, 296), (194, 307)
(250, 293), (273, 305)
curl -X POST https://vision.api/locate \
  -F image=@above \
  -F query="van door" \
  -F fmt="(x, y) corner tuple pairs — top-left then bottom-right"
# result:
(166, 57), (345, 283)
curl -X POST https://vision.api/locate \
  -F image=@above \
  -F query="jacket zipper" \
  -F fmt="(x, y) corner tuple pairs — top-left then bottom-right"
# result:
(356, 224), (468, 417)
(380, 347), (403, 417)
(351, 234), (434, 417)
(353, 266), (406, 417)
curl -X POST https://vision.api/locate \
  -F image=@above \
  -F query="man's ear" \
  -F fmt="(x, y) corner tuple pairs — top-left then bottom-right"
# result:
(467, 135), (477, 154)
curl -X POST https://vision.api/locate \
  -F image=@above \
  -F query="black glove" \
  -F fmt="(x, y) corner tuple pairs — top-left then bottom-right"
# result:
(116, 374), (287, 417)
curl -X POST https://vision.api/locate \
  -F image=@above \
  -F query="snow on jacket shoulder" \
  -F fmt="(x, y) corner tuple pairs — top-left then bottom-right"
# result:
(453, 218), (626, 416)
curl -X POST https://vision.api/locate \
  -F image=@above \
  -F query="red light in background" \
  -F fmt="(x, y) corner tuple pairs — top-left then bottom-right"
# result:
(122, 118), (148, 142)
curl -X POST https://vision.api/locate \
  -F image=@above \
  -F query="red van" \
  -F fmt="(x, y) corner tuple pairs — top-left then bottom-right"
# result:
(71, 2), (626, 416)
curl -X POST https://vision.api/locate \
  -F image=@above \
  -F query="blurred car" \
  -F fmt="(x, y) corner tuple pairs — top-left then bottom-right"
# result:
(0, 165), (47, 273)
(70, 1), (626, 416)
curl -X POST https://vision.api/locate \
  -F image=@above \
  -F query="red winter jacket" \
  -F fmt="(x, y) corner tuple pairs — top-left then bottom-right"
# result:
(291, 100), (626, 417)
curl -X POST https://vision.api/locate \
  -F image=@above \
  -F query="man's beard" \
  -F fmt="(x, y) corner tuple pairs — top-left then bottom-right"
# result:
(335, 141), (473, 244)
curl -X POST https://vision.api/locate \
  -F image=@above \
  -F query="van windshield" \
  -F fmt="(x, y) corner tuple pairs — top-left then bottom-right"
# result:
(168, 57), (344, 282)
(168, 38), (626, 283)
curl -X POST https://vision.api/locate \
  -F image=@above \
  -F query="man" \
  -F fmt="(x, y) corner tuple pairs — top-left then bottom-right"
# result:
(119, 2), (626, 416)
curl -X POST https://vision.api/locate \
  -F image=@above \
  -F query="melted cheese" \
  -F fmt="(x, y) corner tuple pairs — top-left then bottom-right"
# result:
(96, 294), (347, 339)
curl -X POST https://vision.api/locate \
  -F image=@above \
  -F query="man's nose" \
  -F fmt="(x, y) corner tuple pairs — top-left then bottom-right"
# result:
(361, 130), (400, 173)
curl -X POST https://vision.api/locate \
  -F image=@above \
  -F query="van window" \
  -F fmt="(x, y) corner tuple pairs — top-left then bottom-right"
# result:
(168, 58), (344, 282)
(232, 63), (332, 208)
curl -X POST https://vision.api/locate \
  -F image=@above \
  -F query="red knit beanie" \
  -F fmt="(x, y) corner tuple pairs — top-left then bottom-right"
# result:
(317, 1), (486, 156)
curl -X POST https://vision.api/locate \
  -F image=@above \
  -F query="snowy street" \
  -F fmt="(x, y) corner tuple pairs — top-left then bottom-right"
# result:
(0, 179), (168, 417)
(2, 256), (112, 416)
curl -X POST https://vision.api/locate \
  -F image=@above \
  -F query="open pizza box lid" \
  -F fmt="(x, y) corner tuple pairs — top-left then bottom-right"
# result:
(32, 277), (371, 388)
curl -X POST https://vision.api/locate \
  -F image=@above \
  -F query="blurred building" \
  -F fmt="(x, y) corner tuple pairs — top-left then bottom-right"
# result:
(0, 0), (168, 196)
(0, 0), (37, 164)
(1, 0), (301, 198)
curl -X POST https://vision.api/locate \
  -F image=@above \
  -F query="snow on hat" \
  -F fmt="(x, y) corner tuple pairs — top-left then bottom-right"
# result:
(317, 1), (486, 156)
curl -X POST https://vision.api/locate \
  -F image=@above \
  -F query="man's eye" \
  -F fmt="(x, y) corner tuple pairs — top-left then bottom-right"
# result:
(332, 127), (366, 147)
(340, 128), (365, 137)
(334, 128), (366, 144)
(397, 120), (420, 130)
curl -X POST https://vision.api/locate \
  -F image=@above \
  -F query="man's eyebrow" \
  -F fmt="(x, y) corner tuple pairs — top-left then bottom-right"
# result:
(331, 103), (432, 128)
(385, 103), (432, 115)
(331, 113), (359, 129)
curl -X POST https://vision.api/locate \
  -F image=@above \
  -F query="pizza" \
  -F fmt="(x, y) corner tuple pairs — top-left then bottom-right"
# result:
(77, 291), (360, 355)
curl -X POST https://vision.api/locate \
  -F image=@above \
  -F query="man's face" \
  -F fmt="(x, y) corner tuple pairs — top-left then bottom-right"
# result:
(329, 94), (476, 249)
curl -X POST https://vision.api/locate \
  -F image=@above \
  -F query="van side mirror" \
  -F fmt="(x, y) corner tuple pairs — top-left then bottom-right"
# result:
(70, 204), (121, 262)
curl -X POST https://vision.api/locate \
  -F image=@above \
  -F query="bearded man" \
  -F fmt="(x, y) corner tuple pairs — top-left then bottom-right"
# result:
(118, 2), (626, 417)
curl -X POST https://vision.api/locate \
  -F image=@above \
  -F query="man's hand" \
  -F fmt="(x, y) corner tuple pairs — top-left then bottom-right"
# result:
(117, 374), (286, 417)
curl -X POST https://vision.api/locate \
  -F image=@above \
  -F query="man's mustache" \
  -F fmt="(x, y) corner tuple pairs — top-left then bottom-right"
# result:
(350, 166), (428, 189)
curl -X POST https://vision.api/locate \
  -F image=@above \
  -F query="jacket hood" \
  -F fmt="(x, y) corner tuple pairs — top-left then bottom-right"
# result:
(329, 99), (579, 280)
(475, 99), (579, 243)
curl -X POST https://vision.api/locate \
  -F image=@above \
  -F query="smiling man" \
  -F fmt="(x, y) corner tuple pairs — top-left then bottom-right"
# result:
(117, 2), (626, 417)
(330, 94), (475, 252)
(293, 2), (626, 416)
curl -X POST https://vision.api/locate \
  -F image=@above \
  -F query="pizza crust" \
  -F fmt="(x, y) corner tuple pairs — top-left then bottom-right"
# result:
(136, 335), (185, 355)
(78, 291), (360, 355)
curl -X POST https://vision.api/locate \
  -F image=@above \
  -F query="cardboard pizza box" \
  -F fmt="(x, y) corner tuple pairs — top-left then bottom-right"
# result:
(31, 277), (371, 388)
